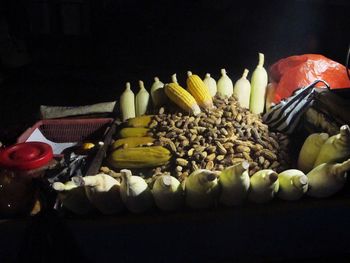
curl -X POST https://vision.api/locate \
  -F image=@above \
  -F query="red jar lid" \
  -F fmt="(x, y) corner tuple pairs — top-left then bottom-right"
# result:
(0, 142), (53, 171)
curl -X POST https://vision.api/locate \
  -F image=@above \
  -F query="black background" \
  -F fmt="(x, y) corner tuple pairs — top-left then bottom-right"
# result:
(0, 0), (349, 143)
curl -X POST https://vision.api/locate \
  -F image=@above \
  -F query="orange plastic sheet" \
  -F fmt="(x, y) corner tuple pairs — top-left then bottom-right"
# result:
(269, 54), (350, 104)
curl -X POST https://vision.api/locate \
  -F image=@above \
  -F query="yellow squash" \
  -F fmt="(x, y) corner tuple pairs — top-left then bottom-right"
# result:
(118, 127), (149, 138)
(111, 137), (155, 150)
(126, 115), (153, 127)
(109, 146), (171, 169)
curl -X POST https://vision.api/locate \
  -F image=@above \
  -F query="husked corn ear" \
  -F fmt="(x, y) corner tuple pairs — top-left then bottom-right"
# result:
(126, 115), (153, 127)
(111, 137), (155, 150)
(164, 82), (201, 116)
(186, 71), (213, 109)
(108, 146), (171, 169)
(119, 127), (150, 138)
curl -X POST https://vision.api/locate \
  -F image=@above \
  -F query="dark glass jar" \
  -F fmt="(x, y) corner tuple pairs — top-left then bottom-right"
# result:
(0, 142), (53, 217)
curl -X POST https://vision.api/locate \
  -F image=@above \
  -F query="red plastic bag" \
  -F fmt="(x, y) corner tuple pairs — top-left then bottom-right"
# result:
(269, 54), (350, 104)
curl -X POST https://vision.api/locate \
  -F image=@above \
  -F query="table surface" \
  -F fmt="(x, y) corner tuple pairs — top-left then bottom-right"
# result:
(1, 190), (350, 263)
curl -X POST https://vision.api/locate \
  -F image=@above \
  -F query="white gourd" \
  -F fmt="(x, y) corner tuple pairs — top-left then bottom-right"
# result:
(120, 82), (135, 121)
(297, 133), (329, 173)
(248, 169), (279, 204)
(314, 125), (350, 167)
(185, 169), (219, 209)
(217, 68), (233, 97)
(307, 159), (350, 198)
(250, 53), (268, 114)
(277, 169), (308, 201)
(233, 69), (251, 109)
(82, 173), (124, 215)
(203, 73), (217, 97)
(150, 77), (167, 108)
(152, 175), (184, 211)
(135, 80), (150, 116)
(53, 181), (95, 215)
(171, 73), (178, 83)
(120, 169), (153, 213)
(219, 161), (250, 206)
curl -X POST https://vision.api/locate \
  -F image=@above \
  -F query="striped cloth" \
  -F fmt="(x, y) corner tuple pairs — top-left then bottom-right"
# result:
(263, 79), (330, 134)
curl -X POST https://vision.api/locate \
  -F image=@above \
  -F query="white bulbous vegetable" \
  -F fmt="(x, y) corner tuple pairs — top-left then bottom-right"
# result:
(249, 53), (268, 114)
(120, 82), (135, 121)
(203, 73), (217, 97)
(81, 173), (124, 215)
(152, 174), (184, 211)
(217, 68), (233, 97)
(185, 169), (220, 209)
(219, 161), (250, 206)
(120, 169), (153, 213)
(314, 125), (350, 167)
(53, 181), (95, 215)
(277, 169), (308, 201)
(248, 169), (279, 204)
(297, 133), (329, 173)
(150, 77), (167, 108)
(135, 80), (150, 116)
(233, 69), (251, 109)
(307, 159), (350, 198)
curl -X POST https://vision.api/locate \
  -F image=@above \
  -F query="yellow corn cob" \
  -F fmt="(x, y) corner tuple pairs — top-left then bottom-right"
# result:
(108, 146), (171, 169)
(111, 137), (155, 150)
(186, 71), (213, 109)
(126, 115), (153, 127)
(164, 81), (201, 116)
(119, 127), (149, 138)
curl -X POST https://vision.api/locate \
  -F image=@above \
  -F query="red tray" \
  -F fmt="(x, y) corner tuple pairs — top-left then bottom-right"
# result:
(17, 118), (114, 144)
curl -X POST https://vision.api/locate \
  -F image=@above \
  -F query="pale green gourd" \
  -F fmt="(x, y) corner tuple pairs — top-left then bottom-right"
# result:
(233, 69), (251, 109)
(152, 174), (184, 211)
(135, 80), (150, 116)
(120, 82), (135, 121)
(248, 169), (279, 204)
(297, 133), (329, 173)
(307, 159), (350, 198)
(217, 68), (233, 97)
(249, 53), (268, 114)
(82, 173), (124, 215)
(184, 169), (220, 209)
(277, 169), (308, 201)
(203, 73), (217, 97)
(314, 125), (350, 167)
(53, 181), (95, 215)
(219, 161), (250, 206)
(120, 169), (153, 213)
(150, 77), (167, 108)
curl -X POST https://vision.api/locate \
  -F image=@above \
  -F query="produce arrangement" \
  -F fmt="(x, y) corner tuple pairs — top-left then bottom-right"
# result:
(51, 53), (350, 215)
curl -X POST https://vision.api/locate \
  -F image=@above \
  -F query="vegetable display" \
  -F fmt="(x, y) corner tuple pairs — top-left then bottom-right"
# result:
(50, 57), (350, 216)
